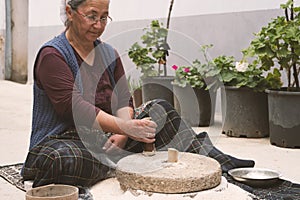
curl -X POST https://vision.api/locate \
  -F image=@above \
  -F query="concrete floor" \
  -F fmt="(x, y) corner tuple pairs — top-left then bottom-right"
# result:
(0, 80), (299, 199)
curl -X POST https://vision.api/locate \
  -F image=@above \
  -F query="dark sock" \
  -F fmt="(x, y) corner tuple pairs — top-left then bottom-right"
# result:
(221, 155), (255, 173)
(195, 132), (255, 172)
(227, 155), (255, 168)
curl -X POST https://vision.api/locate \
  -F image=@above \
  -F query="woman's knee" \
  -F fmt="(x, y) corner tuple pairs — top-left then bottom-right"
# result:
(152, 99), (174, 112)
(150, 99), (180, 126)
(42, 144), (85, 177)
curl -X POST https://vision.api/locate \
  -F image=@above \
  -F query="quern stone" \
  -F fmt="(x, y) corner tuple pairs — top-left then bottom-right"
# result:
(116, 151), (222, 194)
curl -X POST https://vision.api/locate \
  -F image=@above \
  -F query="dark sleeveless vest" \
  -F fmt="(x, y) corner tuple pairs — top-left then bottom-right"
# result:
(29, 32), (116, 149)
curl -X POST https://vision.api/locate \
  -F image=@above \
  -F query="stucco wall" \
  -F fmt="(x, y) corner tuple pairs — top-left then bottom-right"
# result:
(26, 0), (289, 27)
(27, 9), (282, 82)
(0, 0), (5, 79)
(0, 0), (292, 116)
(0, 30), (4, 80)
(0, 0), (295, 82)
(26, 9), (282, 114)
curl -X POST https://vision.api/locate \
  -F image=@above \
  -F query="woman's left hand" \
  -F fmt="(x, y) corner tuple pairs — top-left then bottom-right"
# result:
(103, 134), (128, 154)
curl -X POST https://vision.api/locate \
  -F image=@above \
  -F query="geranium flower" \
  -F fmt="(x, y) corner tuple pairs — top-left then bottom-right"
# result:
(235, 61), (249, 72)
(184, 68), (190, 73)
(172, 65), (178, 70)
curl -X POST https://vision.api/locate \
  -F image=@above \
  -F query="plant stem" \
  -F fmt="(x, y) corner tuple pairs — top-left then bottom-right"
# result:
(166, 0), (174, 29)
(163, 0), (175, 77)
(285, 7), (290, 21)
(292, 64), (299, 88)
(288, 67), (292, 88)
(290, 1), (299, 89)
(286, 0), (299, 90)
(158, 64), (161, 77)
(291, 1), (294, 20)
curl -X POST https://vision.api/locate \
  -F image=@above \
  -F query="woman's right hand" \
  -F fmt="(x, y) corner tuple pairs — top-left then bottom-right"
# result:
(118, 118), (157, 143)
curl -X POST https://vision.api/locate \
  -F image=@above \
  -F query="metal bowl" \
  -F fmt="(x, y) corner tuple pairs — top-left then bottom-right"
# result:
(228, 168), (282, 188)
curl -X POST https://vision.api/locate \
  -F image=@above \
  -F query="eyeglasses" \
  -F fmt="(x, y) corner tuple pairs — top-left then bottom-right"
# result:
(75, 10), (112, 25)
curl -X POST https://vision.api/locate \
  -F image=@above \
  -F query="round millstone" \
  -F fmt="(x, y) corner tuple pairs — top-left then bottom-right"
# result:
(116, 151), (222, 194)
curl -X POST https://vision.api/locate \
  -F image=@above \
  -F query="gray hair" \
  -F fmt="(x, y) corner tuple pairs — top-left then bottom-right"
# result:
(60, 0), (87, 27)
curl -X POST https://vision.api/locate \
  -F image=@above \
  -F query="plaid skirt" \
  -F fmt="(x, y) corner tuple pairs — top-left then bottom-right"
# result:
(22, 99), (231, 188)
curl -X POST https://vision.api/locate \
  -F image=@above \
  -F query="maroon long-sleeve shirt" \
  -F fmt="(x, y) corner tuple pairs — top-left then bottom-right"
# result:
(35, 46), (133, 127)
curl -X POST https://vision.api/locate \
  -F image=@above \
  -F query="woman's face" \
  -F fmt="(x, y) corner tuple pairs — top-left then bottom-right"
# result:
(67, 0), (110, 42)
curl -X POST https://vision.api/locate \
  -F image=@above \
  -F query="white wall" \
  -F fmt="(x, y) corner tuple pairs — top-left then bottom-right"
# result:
(28, 0), (62, 27)
(0, 0), (4, 29)
(0, 0), (297, 28)
(27, 0), (292, 27)
(1, 0), (299, 84)
(109, 0), (289, 21)
(0, 0), (5, 80)
(0, 0), (295, 113)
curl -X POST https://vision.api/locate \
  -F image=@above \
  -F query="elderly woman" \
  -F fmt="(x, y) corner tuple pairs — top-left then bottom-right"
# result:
(21, 0), (254, 199)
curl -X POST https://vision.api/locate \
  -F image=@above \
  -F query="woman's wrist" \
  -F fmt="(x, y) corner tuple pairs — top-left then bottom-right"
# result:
(114, 116), (128, 135)
(94, 110), (128, 135)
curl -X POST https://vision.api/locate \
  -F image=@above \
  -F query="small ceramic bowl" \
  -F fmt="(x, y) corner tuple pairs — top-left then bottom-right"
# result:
(228, 168), (281, 188)
(25, 184), (78, 200)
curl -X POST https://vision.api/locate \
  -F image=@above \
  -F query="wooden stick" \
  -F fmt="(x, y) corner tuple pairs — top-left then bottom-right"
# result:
(142, 117), (156, 156)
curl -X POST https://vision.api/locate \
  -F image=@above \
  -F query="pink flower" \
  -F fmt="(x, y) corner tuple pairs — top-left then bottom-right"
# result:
(172, 65), (178, 70)
(184, 68), (190, 73)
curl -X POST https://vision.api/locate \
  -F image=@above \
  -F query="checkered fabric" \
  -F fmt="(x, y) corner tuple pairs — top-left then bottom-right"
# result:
(22, 99), (239, 188)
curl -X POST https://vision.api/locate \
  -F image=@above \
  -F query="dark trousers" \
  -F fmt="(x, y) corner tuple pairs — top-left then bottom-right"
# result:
(22, 99), (231, 188)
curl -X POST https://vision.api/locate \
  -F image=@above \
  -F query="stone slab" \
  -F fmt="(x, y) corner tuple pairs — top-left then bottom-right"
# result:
(116, 151), (222, 193)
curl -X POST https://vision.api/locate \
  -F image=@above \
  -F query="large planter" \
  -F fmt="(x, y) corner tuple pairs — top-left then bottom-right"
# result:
(142, 76), (175, 106)
(221, 86), (269, 138)
(173, 85), (216, 127)
(266, 89), (300, 148)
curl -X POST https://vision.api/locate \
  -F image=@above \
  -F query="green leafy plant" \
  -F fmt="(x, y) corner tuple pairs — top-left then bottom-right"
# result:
(172, 44), (220, 90)
(172, 63), (205, 88)
(212, 55), (282, 92)
(128, 0), (175, 79)
(172, 43), (281, 92)
(128, 20), (170, 78)
(243, 0), (300, 91)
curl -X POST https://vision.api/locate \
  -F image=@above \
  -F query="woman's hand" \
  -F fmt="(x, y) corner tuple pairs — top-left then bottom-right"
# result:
(118, 118), (157, 143)
(94, 110), (157, 143)
(103, 134), (128, 154)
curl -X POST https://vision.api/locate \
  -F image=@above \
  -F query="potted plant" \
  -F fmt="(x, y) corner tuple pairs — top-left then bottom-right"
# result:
(212, 54), (281, 138)
(243, 0), (300, 147)
(128, 20), (174, 105)
(128, 0), (175, 105)
(172, 45), (219, 127)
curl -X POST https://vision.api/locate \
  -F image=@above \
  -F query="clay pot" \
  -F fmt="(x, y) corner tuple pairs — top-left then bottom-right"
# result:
(26, 184), (78, 200)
